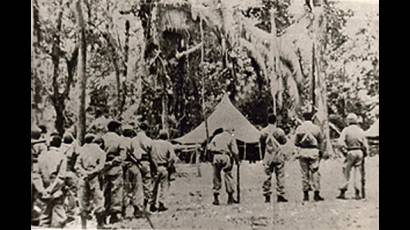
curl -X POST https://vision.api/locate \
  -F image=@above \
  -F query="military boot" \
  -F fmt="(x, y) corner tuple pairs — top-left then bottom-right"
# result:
(133, 206), (143, 218)
(355, 189), (362, 200)
(158, 202), (168, 212)
(277, 195), (288, 203)
(264, 194), (271, 203)
(212, 193), (220, 205)
(227, 193), (238, 205)
(336, 189), (347, 200)
(150, 204), (158, 212)
(95, 212), (106, 229)
(303, 191), (309, 201)
(314, 191), (324, 201)
(80, 214), (87, 229)
(109, 212), (122, 224)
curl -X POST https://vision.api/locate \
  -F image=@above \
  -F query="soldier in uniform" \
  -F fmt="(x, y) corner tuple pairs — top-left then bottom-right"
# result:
(60, 133), (80, 223)
(120, 124), (141, 219)
(32, 135), (68, 228)
(207, 124), (240, 205)
(101, 120), (126, 223)
(260, 114), (288, 203)
(294, 110), (325, 201)
(31, 126), (48, 225)
(129, 121), (157, 213)
(336, 113), (369, 200)
(151, 130), (178, 212)
(75, 133), (107, 229)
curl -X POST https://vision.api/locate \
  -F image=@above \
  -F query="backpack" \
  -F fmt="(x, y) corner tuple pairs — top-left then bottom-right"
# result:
(299, 131), (317, 147)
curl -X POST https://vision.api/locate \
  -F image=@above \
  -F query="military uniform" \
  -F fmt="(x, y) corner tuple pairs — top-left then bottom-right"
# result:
(75, 142), (106, 227)
(294, 120), (324, 201)
(151, 139), (177, 211)
(60, 140), (80, 222)
(207, 130), (239, 205)
(260, 124), (288, 202)
(32, 146), (68, 228)
(129, 131), (156, 210)
(102, 131), (126, 221)
(337, 115), (369, 199)
(120, 133), (142, 217)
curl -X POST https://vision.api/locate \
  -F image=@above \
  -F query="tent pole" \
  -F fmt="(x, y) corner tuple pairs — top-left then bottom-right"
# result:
(244, 143), (247, 162)
(258, 141), (262, 161)
(196, 146), (201, 177)
(200, 17), (210, 160)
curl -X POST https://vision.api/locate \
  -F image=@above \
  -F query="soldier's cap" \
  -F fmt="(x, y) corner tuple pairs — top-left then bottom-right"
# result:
(346, 113), (358, 124)
(138, 121), (149, 131)
(84, 133), (96, 143)
(107, 120), (122, 131)
(63, 132), (74, 143)
(93, 135), (104, 145)
(122, 124), (134, 131)
(158, 129), (169, 140)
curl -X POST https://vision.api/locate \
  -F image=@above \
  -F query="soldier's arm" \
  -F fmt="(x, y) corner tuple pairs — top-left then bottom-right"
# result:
(168, 143), (177, 165)
(46, 156), (67, 195)
(74, 153), (86, 177)
(32, 163), (46, 194)
(230, 137), (240, 163)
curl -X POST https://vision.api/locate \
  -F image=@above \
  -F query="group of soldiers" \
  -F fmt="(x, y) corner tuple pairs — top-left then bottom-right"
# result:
(31, 108), (370, 229)
(31, 119), (177, 229)
(207, 110), (369, 206)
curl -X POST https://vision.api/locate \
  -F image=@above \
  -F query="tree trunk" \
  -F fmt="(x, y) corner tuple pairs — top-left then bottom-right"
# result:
(75, 0), (87, 145)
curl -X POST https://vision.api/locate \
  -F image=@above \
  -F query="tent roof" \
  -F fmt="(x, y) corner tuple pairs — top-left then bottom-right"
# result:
(174, 94), (261, 144)
(365, 119), (379, 137)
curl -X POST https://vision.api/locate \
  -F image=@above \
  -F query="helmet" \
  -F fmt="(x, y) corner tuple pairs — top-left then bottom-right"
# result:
(346, 113), (358, 125)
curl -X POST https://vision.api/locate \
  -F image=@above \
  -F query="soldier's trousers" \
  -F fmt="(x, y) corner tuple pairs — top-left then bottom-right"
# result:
(124, 164), (143, 208)
(38, 195), (67, 228)
(78, 177), (105, 216)
(139, 161), (154, 205)
(212, 154), (235, 195)
(152, 165), (170, 205)
(262, 161), (286, 196)
(65, 171), (78, 218)
(104, 168), (124, 214)
(339, 150), (364, 191)
(298, 148), (321, 192)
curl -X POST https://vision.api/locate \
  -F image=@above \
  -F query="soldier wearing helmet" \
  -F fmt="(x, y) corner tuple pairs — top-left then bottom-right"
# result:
(207, 123), (239, 205)
(336, 113), (369, 200)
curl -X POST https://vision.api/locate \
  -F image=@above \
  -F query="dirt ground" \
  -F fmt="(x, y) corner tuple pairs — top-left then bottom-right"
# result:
(62, 155), (378, 230)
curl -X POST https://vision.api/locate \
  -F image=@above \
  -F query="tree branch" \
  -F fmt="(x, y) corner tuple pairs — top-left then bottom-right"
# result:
(175, 42), (203, 59)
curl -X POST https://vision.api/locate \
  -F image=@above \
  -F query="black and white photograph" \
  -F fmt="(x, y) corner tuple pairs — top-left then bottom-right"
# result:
(31, 0), (379, 229)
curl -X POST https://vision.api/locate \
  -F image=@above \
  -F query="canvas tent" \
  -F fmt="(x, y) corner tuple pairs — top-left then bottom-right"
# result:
(174, 94), (262, 161)
(174, 94), (261, 144)
(365, 119), (379, 138)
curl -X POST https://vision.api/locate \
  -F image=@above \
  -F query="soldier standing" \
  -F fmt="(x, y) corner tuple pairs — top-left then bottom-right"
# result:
(60, 133), (80, 223)
(207, 125), (240, 205)
(101, 120), (126, 223)
(260, 114), (288, 203)
(294, 110), (325, 201)
(129, 121), (157, 213)
(31, 126), (48, 225)
(336, 113), (369, 200)
(151, 130), (178, 212)
(120, 124), (141, 219)
(75, 133), (107, 229)
(32, 135), (68, 228)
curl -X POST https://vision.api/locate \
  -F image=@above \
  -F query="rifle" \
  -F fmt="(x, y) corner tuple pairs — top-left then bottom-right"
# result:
(361, 149), (367, 199)
(31, 139), (46, 145)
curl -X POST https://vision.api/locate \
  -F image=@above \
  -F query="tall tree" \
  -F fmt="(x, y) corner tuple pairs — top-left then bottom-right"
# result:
(75, 0), (87, 144)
